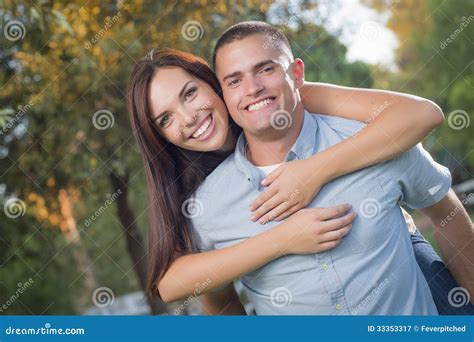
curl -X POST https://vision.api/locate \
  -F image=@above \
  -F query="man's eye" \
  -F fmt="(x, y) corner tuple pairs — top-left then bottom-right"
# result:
(184, 87), (197, 100)
(228, 79), (241, 87)
(261, 66), (274, 73)
(159, 114), (171, 128)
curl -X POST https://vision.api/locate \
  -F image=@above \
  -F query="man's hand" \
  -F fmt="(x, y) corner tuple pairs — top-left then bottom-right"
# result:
(200, 283), (247, 315)
(420, 189), (474, 303)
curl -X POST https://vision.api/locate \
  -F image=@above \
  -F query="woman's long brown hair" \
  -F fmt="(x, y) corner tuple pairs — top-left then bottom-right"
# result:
(127, 48), (241, 298)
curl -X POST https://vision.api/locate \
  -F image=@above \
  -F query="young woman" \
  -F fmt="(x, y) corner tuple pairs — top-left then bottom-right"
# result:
(127, 48), (466, 315)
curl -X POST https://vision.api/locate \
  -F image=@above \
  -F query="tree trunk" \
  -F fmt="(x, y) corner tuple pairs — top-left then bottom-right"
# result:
(109, 170), (168, 315)
(58, 189), (98, 308)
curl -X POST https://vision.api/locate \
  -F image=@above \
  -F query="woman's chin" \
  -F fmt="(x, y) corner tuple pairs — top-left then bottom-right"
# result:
(183, 138), (222, 152)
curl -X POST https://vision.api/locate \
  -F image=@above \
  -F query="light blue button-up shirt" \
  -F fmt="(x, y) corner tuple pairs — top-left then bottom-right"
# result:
(191, 111), (451, 315)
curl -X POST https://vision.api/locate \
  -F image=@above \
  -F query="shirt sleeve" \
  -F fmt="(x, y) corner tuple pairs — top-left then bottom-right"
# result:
(395, 143), (452, 209)
(189, 217), (215, 253)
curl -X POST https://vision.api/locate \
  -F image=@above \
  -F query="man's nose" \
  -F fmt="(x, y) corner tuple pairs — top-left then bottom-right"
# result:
(244, 75), (264, 98)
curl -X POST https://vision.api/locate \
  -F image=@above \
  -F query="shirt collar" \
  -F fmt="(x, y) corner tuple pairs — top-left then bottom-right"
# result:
(286, 109), (318, 161)
(234, 110), (318, 189)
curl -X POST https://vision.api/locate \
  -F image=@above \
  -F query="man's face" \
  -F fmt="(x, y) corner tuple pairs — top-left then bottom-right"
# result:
(215, 33), (304, 137)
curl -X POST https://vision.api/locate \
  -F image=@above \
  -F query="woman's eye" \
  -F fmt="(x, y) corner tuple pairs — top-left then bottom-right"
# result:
(184, 87), (197, 100)
(159, 114), (171, 128)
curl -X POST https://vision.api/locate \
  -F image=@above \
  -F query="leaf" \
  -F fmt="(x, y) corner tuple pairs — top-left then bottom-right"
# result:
(51, 9), (74, 35)
(0, 108), (15, 128)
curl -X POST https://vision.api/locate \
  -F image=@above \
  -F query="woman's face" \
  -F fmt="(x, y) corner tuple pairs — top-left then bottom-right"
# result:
(147, 66), (232, 152)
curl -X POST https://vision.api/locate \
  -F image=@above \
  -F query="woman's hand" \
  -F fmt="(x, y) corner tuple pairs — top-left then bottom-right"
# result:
(275, 204), (356, 255)
(250, 155), (330, 224)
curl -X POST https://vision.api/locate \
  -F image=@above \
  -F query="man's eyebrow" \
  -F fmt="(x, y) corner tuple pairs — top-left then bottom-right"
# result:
(253, 59), (276, 70)
(152, 80), (192, 123)
(222, 60), (277, 83)
(222, 71), (242, 83)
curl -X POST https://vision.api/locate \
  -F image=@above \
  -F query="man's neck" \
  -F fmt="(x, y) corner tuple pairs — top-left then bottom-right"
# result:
(245, 103), (305, 166)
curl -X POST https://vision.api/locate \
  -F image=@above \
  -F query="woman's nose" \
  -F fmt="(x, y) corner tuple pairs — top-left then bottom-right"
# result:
(182, 108), (200, 129)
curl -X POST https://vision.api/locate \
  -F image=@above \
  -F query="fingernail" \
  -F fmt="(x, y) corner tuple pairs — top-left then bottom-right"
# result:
(249, 205), (255, 211)
(261, 179), (268, 185)
(251, 215), (256, 221)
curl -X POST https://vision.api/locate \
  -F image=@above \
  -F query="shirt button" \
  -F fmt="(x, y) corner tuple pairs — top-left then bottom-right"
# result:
(321, 263), (329, 271)
(335, 303), (343, 310)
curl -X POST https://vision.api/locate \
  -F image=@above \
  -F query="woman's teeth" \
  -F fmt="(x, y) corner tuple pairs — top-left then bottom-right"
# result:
(248, 98), (275, 111)
(191, 116), (212, 139)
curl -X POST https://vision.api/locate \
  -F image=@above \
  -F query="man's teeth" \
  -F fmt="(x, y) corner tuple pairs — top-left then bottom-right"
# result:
(191, 116), (212, 139)
(248, 98), (274, 111)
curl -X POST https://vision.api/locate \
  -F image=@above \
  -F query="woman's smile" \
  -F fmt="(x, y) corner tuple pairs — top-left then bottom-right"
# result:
(189, 113), (216, 140)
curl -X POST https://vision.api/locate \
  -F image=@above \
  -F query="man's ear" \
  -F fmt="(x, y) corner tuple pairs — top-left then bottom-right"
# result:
(292, 58), (305, 89)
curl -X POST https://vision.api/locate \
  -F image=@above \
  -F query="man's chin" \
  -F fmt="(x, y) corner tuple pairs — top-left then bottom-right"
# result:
(244, 125), (284, 138)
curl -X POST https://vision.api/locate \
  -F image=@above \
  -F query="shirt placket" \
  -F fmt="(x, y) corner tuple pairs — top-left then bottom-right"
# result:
(317, 252), (350, 314)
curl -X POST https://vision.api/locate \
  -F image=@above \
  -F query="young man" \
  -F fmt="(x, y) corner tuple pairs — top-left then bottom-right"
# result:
(191, 22), (474, 315)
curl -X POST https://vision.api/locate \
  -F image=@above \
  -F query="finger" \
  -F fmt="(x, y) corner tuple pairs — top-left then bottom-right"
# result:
(320, 224), (352, 243)
(261, 166), (283, 186)
(250, 195), (282, 222)
(321, 212), (357, 232)
(250, 186), (278, 212)
(316, 239), (342, 252)
(317, 204), (352, 221)
(274, 204), (301, 221)
(260, 200), (293, 223)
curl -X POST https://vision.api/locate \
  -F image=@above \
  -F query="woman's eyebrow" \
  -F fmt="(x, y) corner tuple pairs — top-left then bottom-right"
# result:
(178, 80), (192, 99)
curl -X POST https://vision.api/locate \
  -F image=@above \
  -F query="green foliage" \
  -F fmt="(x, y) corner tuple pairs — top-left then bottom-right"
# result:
(368, 0), (473, 172)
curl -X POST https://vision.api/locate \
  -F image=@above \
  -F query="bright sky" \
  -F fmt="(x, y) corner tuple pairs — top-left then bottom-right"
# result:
(322, 0), (399, 69)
